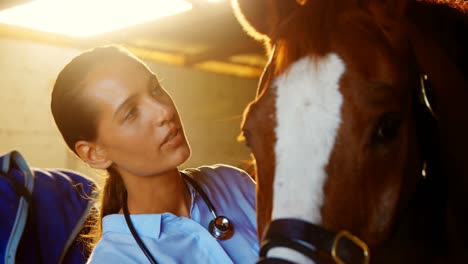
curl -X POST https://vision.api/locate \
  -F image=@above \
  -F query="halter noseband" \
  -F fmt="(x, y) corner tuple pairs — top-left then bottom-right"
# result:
(257, 219), (370, 264)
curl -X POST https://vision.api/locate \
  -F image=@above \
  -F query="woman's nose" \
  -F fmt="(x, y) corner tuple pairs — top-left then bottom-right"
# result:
(145, 98), (174, 126)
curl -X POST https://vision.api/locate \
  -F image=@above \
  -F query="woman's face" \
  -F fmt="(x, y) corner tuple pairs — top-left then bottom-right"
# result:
(83, 59), (191, 177)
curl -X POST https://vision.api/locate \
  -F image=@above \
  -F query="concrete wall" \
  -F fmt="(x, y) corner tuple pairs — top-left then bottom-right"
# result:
(0, 38), (257, 183)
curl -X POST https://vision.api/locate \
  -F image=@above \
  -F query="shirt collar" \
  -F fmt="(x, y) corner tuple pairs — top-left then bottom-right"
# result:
(102, 174), (200, 239)
(103, 214), (163, 239)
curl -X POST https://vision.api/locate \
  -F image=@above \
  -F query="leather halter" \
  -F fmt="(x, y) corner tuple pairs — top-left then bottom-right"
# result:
(257, 219), (369, 264)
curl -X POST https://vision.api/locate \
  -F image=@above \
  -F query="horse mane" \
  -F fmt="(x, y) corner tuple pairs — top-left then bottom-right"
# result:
(410, 0), (468, 60)
(230, 0), (273, 54)
(232, 0), (467, 59)
(423, 0), (468, 12)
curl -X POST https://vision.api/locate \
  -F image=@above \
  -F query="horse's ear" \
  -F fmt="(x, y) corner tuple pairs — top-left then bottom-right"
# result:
(231, 0), (299, 43)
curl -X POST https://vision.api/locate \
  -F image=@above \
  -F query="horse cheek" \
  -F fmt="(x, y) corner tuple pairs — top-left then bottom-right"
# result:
(244, 86), (278, 240)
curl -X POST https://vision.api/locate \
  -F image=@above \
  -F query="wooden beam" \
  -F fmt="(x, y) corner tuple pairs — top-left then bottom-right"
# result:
(0, 24), (262, 79)
(185, 41), (262, 65)
(0, 0), (31, 11)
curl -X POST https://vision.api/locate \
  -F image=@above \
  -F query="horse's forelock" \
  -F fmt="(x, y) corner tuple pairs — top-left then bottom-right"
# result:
(230, 0), (270, 46)
(230, 0), (304, 55)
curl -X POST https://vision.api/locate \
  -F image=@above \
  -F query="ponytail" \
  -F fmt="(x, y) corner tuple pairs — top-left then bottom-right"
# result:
(81, 167), (126, 252)
(100, 167), (126, 218)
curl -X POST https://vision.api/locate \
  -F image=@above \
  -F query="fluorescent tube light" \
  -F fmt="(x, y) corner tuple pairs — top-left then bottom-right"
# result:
(0, 0), (192, 38)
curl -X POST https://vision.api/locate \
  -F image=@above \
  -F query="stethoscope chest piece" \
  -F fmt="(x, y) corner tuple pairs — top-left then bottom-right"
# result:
(209, 215), (234, 240)
(182, 172), (235, 240)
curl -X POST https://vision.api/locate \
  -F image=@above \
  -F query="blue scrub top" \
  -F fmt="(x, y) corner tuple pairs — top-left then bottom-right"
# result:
(87, 165), (259, 264)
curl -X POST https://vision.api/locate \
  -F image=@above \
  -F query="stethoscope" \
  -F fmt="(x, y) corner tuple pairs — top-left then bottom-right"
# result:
(123, 172), (234, 264)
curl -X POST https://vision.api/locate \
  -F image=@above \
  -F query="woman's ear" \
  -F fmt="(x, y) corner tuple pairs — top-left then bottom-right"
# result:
(75, 140), (112, 170)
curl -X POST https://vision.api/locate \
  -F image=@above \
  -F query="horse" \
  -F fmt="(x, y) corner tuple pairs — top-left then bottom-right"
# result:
(231, 0), (468, 263)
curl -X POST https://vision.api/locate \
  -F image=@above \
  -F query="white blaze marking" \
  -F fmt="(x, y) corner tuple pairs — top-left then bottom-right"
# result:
(268, 54), (345, 263)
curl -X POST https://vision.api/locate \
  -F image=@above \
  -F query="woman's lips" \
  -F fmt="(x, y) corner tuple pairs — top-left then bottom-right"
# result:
(161, 127), (183, 148)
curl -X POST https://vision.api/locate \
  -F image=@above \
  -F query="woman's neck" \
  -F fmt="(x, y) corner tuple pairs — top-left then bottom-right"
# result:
(121, 168), (191, 217)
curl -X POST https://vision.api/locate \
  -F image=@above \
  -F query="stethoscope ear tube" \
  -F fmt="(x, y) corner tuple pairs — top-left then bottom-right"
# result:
(123, 191), (158, 264)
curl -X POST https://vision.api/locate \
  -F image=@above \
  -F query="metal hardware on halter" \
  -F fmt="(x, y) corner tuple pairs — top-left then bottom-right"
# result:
(418, 74), (438, 180)
(332, 230), (370, 264)
(258, 219), (370, 264)
(421, 161), (428, 179)
(419, 74), (438, 120)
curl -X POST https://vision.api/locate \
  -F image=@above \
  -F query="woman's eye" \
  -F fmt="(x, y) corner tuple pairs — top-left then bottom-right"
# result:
(151, 85), (162, 97)
(124, 108), (137, 121)
(372, 113), (401, 144)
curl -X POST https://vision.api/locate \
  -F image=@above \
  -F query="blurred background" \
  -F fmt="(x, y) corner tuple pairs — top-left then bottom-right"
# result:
(0, 0), (266, 184)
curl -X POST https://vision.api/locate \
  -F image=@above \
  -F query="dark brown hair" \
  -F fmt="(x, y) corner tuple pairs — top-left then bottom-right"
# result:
(50, 45), (146, 251)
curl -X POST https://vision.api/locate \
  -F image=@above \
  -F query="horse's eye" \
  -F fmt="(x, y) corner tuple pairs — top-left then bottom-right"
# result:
(373, 113), (401, 144)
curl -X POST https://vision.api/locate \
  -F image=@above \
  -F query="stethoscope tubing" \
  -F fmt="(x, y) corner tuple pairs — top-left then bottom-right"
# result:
(181, 172), (218, 219)
(122, 171), (233, 264)
(123, 191), (158, 264)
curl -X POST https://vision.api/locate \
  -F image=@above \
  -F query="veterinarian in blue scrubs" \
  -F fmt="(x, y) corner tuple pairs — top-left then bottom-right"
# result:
(50, 45), (258, 263)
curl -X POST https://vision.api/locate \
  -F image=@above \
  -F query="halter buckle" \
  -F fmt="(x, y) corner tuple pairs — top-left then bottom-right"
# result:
(419, 74), (438, 120)
(331, 230), (370, 264)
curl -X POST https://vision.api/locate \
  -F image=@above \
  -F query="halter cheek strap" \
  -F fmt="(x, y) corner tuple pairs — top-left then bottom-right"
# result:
(257, 219), (369, 264)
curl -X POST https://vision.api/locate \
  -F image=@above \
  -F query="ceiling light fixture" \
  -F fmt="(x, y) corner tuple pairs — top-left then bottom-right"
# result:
(0, 0), (192, 38)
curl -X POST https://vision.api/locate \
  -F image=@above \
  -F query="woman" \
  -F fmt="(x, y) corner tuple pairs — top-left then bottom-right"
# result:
(50, 45), (258, 263)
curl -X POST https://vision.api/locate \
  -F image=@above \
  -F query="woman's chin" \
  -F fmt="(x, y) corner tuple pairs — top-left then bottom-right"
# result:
(175, 143), (191, 165)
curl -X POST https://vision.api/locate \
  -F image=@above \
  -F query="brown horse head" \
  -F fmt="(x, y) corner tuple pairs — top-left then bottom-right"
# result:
(232, 0), (468, 262)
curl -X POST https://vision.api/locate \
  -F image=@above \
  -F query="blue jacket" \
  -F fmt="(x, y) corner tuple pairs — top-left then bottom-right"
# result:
(0, 150), (97, 264)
